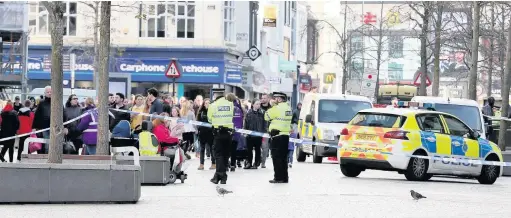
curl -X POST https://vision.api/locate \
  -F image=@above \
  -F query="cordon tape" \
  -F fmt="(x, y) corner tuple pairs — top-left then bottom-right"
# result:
(1, 107), (510, 167)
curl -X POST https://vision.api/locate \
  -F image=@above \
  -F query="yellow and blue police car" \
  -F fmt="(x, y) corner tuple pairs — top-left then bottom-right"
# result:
(338, 103), (503, 184)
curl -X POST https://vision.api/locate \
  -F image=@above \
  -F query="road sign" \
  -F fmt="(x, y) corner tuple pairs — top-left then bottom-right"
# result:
(269, 77), (281, 84)
(413, 72), (431, 86)
(246, 46), (262, 61)
(164, 59), (181, 78)
(360, 71), (377, 98)
(323, 73), (335, 84)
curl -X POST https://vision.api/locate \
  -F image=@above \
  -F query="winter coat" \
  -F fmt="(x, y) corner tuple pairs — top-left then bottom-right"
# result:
(32, 97), (52, 130)
(109, 104), (130, 130)
(182, 110), (196, 133)
(197, 106), (213, 144)
(153, 123), (179, 151)
(0, 105), (19, 138)
(17, 107), (34, 135)
(77, 107), (98, 145)
(130, 104), (146, 130)
(149, 99), (164, 116)
(168, 119), (185, 140)
(13, 102), (22, 112)
(292, 108), (301, 124)
(233, 100), (246, 150)
(244, 108), (265, 135)
(64, 105), (83, 136)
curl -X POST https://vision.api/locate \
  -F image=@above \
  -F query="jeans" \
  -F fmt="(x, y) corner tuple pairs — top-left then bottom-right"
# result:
(38, 131), (50, 154)
(84, 144), (97, 155)
(288, 150), (293, 164)
(246, 136), (262, 165)
(17, 135), (29, 161)
(200, 141), (215, 165)
(261, 137), (270, 166)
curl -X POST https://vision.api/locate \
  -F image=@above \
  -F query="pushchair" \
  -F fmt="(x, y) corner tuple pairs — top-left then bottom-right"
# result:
(110, 120), (139, 155)
(160, 140), (189, 184)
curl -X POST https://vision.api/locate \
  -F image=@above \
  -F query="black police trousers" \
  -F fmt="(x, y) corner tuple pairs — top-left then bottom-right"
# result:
(213, 128), (232, 178)
(270, 134), (290, 181)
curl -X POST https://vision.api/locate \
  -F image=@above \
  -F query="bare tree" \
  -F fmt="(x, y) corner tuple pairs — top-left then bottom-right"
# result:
(96, 1), (111, 155)
(468, 2), (481, 100)
(409, 2), (432, 96)
(41, 1), (66, 164)
(432, 2), (445, 96)
(497, 12), (511, 151)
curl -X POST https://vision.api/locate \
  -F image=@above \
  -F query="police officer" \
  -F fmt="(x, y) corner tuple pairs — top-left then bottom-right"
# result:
(265, 92), (292, 183)
(207, 93), (236, 184)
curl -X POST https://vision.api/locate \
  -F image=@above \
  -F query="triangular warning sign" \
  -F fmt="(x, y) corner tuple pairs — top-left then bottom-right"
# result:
(165, 60), (181, 78)
(413, 72), (431, 86)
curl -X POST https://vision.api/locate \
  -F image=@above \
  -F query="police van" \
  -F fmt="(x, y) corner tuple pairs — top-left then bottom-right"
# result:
(297, 93), (372, 163)
(411, 96), (487, 139)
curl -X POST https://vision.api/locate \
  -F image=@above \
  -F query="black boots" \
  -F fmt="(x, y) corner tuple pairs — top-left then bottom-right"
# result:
(244, 163), (252, 169)
(210, 173), (228, 184)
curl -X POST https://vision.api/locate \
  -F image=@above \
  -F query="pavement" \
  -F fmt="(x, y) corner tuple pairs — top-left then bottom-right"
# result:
(3, 156), (511, 218)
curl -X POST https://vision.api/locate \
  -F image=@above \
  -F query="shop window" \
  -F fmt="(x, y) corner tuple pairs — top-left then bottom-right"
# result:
(223, 1), (235, 43)
(29, 2), (77, 36)
(139, 1), (195, 38)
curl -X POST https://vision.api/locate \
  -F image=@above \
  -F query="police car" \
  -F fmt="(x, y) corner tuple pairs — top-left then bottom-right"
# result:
(338, 103), (503, 184)
(297, 93), (372, 163)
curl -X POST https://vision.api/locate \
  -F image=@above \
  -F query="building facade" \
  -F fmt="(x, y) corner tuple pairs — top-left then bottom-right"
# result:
(1, 1), (310, 101)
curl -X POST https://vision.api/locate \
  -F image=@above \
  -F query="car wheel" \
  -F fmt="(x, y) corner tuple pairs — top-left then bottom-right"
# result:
(404, 153), (430, 181)
(477, 156), (500, 185)
(312, 146), (323, 163)
(296, 147), (306, 162)
(340, 164), (362, 177)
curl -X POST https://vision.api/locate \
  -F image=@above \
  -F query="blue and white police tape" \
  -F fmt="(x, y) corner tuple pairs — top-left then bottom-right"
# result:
(112, 108), (511, 167)
(110, 108), (336, 148)
(0, 110), (94, 143)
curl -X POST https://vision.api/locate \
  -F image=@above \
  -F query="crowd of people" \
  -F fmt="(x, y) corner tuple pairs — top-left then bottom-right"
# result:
(0, 86), (302, 177)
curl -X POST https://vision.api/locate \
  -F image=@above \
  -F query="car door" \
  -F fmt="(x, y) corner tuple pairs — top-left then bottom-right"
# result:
(441, 114), (482, 175)
(415, 113), (452, 171)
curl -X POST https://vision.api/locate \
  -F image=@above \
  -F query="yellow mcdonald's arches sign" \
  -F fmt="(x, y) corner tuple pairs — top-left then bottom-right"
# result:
(323, 73), (336, 84)
(263, 5), (277, 27)
(386, 11), (400, 27)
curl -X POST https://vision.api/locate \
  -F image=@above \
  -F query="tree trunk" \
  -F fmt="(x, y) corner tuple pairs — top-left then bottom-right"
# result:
(373, 2), (384, 100)
(487, 2), (495, 97)
(497, 13), (511, 151)
(96, 1), (111, 155)
(93, 1), (100, 90)
(468, 2), (480, 100)
(42, 1), (66, 164)
(432, 3), (443, 97)
(419, 5), (430, 96)
(341, 1), (348, 94)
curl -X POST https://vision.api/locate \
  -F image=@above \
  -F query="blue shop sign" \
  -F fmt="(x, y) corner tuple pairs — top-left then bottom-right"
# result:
(224, 61), (242, 84)
(114, 58), (225, 83)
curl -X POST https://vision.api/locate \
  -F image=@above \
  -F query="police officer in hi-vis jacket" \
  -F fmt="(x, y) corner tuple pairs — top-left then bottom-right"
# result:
(265, 92), (292, 183)
(207, 93), (236, 184)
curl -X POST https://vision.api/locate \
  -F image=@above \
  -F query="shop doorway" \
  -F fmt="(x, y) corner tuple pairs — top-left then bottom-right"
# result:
(184, 84), (212, 100)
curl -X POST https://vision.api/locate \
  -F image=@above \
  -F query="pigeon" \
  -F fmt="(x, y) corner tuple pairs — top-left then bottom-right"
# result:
(216, 186), (233, 197)
(410, 190), (426, 201)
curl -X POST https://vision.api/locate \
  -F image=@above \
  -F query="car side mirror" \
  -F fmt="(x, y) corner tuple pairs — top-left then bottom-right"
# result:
(471, 129), (481, 139)
(305, 114), (314, 125)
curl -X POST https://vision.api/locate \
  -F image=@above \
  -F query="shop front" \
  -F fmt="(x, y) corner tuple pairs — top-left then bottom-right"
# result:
(25, 46), (244, 100)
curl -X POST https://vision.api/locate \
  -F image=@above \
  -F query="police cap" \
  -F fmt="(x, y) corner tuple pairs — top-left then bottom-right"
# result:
(272, 92), (287, 99)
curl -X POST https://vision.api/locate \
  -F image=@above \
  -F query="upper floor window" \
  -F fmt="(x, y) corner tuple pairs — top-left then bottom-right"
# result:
(139, 1), (195, 39)
(388, 36), (403, 58)
(284, 1), (291, 27)
(29, 2), (77, 36)
(223, 1), (235, 43)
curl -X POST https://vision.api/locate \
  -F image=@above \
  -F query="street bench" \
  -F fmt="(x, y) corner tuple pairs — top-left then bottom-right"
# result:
(116, 156), (171, 185)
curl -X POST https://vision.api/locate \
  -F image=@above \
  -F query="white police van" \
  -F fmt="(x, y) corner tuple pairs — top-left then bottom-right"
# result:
(411, 96), (487, 139)
(297, 93), (372, 163)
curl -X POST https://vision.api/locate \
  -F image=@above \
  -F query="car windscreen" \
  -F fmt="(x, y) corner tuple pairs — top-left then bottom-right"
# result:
(318, 100), (372, 123)
(431, 104), (482, 131)
(349, 112), (404, 128)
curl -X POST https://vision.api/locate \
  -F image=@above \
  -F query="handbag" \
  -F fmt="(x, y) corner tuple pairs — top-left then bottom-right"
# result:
(63, 140), (76, 154)
(28, 134), (42, 154)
